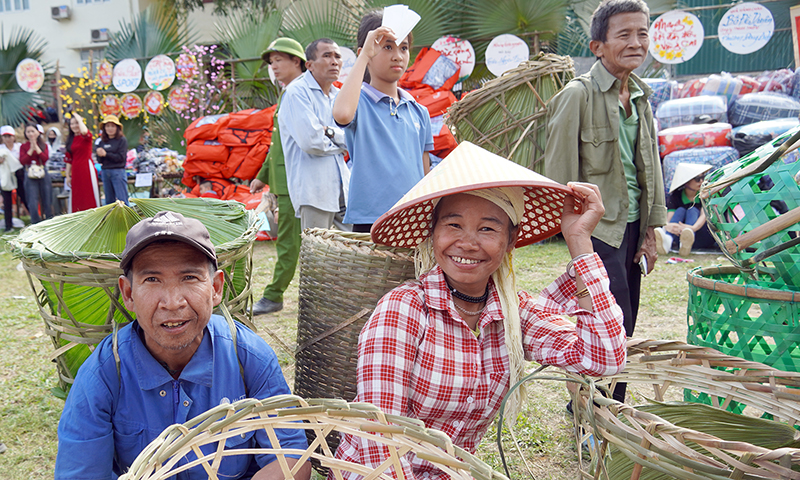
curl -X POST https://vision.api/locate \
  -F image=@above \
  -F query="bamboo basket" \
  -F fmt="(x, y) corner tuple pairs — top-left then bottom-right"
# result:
(447, 53), (574, 172)
(8, 199), (257, 393)
(118, 395), (508, 480)
(699, 126), (800, 287)
(571, 339), (800, 480)
(687, 265), (800, 373)
(294, 229), (416, 473)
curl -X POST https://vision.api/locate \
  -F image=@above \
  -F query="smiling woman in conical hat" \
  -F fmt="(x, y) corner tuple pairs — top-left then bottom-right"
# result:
(333, 142), (626, 478)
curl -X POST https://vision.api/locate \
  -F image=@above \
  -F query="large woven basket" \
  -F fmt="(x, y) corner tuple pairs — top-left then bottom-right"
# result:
(699, 126), (800, 287)
(687, 264), (800, 373)
(447, 53), (574, 172)
(294, 229), (416, 471)
(118, 395), (508, 480)
(9, 199), (257, 393)
(571, 339), (800, 480)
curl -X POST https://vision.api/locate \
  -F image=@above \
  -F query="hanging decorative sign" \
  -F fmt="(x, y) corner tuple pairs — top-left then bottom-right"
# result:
(338, 47), (357, 85)
(144, 91), (164, 115)
(650, 11), (704, 64)
(431, 36), (475, 80)
(718, 3), (774, 55)
(175, 53), (198, 82)
(144, 54), (176, 91)
(99, 95), (122, 116)
(120, 93), (142, 118)
(97, 60), (113, 87)
(485, 34), (529, 76)
(15, 58), (45, 93)
(112, 58), (142, 93)
(167, 86), (189, 112)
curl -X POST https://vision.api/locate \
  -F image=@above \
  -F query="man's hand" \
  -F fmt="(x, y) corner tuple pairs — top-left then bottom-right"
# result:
(634, 226), (657, 275)
(250, 178), (266, 194)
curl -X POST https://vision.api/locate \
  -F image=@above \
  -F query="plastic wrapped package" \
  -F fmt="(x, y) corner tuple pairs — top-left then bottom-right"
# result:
(737, 75), (760, 95)
(756, 69), (794, 95)
(643, 78), (678, 113)
(657, 123), (732, 158)
(656, 96), (728, 129)
(728, 92), (800, 126)
(700, 74), (743, 104)
(792, 68), (800, 102)
(678, 77), (707, 98)
(662, 146), (739, 195)
(731, 118), (800, 157)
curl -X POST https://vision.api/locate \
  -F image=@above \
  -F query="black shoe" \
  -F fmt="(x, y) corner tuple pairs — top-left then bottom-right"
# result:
(250, 297), (283, 315)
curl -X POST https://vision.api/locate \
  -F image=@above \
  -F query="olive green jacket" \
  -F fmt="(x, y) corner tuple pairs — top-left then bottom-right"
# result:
(256, 95), (288, 195)
(545, 61), (666, 249)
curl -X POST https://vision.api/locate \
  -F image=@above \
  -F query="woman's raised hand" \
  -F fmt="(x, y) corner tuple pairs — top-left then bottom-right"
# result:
(560, 182), (605, 256)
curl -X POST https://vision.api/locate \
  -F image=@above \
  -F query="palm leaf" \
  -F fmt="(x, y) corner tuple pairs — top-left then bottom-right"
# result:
(358, 0), (457, 48)
(148, 107), (191, 153)
(0, 26), (52, 126)
(281, 0), (358, 49)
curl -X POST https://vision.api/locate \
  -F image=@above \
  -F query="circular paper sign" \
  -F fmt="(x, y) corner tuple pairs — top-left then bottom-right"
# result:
(718, 3), (774, 55)
(144, 54), (176, 91)
(485, 34), (529, 76)
(113, 59), (142, 93)
(120, 93), (142, 118)
(338, 47), (357, 85)
(15, 58), (45, 93)
(175, 53), (198, 82)
(97, 60), (113, 87)
(431, 36), (475, 80)
(168, 87), (189, 112)
(100, 95), (122, 117)
(649, 11), (704, 64)
(144, 91), (164, 115)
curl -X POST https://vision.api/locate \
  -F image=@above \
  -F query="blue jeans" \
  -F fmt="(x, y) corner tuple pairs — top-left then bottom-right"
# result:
(666, 206), (716, 250)
(102, 168), (129, 206)
(25, 172), (53, 224)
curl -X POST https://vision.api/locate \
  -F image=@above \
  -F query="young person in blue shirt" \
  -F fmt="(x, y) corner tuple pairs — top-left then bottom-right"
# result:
(333, 11), (434, 233)
(55, 211), (311, 480)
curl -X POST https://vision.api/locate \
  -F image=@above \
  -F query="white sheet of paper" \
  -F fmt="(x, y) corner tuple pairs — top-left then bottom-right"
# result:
(382, 4), (420, 45)
(135, 172), (153, 188)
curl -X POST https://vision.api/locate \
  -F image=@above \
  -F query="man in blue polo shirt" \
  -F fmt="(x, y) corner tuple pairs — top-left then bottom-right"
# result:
(55, 211), (311, 480)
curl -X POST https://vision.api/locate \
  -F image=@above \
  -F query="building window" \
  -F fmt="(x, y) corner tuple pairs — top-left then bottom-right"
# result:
(76, 0), (111, 3)
(0, 0), (29, 12)
(80, 48), (106, 75)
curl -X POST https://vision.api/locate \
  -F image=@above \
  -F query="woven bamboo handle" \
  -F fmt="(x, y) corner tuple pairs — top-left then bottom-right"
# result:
(725, 205), (800, 254)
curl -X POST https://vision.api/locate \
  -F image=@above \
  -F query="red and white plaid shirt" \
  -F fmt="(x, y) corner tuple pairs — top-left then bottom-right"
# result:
(333, 253), (625, 479)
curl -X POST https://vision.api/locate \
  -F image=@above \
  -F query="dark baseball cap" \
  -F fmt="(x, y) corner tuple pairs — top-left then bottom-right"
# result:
(120, 211), (217, 271)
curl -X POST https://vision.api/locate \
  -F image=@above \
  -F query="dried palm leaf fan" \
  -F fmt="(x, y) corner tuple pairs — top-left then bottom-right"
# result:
(565, 339), (800, 480)
(8, 198), (258, 396)
(294, 229), (416, 474)
(447, 53), (574, 172)
(699, 126), (800, 288)
(118, 395), (509, 480)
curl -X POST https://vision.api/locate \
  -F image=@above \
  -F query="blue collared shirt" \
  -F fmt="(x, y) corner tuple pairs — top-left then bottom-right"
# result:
(55, 315), (307, 479)
(339, 83), (434, 224)
(279, 71), (350, 216)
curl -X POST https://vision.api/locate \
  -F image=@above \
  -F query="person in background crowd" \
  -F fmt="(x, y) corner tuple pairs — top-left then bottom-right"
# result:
(544, 0), (665, 404)
(334, 143), (625, 479)
(64, 114), (100, 212)
(249, 37), (307, 316)
(0, 135), (22, 232)
(1, 125), (28, 217)
(332, 10), (433, 233)
(47, 126), (63, 155)
(19, 123), (53, 224)
(55, 211), (312, 480)
(280, 38), (350, 231)
(655, 163), (717, 257)
(96, 115), (129, 206)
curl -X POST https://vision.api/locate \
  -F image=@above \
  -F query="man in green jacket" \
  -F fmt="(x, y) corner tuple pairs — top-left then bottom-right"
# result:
(250, 38), (306, 315)
(545, 0), (666, 402)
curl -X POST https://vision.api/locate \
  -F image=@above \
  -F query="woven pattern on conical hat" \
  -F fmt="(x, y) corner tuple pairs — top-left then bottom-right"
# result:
(669, 162), (714, 193)
(371, 142), (578, 249)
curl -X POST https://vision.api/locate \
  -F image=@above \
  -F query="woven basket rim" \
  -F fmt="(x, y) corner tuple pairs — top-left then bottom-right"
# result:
(686, 264), (800, 302)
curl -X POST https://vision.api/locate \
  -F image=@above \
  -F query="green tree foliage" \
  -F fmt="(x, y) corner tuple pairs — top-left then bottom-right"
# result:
(0, 26), (51, 127)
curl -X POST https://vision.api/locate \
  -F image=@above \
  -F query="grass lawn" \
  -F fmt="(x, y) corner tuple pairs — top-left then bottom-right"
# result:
(0, 236), (727, 479)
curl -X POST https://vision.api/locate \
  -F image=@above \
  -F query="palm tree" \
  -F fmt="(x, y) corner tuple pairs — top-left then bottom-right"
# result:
(0, 26), (50, 127)
(281, 0), (358, 50)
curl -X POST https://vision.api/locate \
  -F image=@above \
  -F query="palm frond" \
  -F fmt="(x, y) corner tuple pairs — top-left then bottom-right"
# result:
(460, 0), (569, 62)
(148, 107), (191, 153)
(281, 0), (358, 49)
(106, 4), (197, 63)
(0, 26), (52, 126)
(358, 0), (456, 48)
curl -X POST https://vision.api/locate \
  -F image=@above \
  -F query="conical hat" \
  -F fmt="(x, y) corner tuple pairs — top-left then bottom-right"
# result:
(669, 162), (713, 193)
(371, 142), (579, 249)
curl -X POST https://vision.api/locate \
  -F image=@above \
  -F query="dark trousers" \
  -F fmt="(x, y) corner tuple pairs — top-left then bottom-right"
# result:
(591, 220), (641, 403)
(2, 189), (12, 230)
(262, 194), (302, 303)
(352, 224), (372, 233)
(14, 169), (27, 213)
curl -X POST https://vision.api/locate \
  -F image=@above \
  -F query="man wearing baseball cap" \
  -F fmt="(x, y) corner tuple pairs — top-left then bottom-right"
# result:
(55, 211), (311, 480)
(249, 38), (306, 315)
